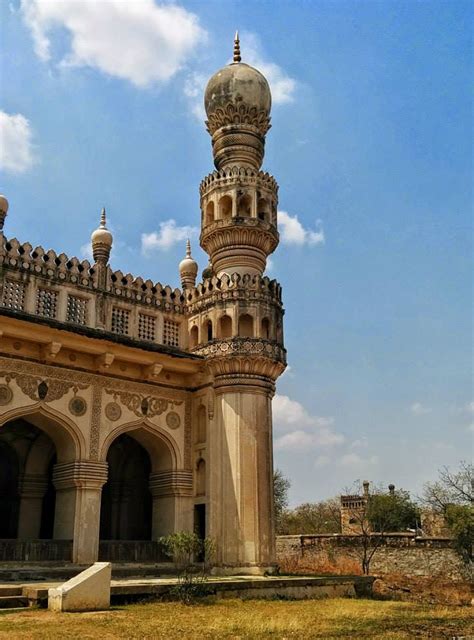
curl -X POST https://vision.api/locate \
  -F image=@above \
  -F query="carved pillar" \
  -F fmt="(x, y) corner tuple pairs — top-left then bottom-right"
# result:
(53, 461), (108, 564)
(17, 474), (48, 539)
(149, 470), (193, 538)
(208, 373), (276, 574)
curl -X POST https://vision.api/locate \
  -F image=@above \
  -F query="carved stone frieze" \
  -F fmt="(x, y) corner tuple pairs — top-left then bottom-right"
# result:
(0, 357), (186, 403)
(104, 388), (183, 418)
(0, 370), (87, 403)
(205, 103), (271, 137)
(193, 338), (286, 365)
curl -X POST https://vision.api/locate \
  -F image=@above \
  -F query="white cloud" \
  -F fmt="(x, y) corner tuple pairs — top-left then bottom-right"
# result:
(410, 402), (432, 416)
(241, 32), (296, 105)
(467, 401), (474, 414)
(314, 455), (330, 468)
(467, 423), (474, 433)
(184, 72), (207, 121)
(273, 394), (344, 451)
(141, 219), (199, 253)
(0, 111), (35, 174)
(277, 211), (325, 246)
(339, 453), (379, 468)
(21, 0), (206, 87)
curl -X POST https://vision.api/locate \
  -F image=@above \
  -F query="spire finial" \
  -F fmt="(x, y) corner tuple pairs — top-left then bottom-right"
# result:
(233, 30), (241, 63)
(100, 207), (106, 228)
(186, 238), (191, 257)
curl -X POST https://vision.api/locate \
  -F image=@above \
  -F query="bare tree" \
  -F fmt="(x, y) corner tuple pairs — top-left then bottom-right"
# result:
(422, 461), (473, 511)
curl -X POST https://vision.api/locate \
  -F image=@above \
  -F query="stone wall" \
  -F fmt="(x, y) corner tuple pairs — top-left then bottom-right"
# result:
(276, 534), (471, 582)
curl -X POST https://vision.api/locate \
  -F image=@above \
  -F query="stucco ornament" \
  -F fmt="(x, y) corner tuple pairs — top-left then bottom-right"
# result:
(0, 384), (13, 406)
(166, 411), (181, 430)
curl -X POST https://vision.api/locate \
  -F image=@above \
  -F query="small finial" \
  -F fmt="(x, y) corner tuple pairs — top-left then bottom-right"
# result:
(186, 238), (191, 258)
(100, 207), (106, 228)
(233, 30), (241, 63)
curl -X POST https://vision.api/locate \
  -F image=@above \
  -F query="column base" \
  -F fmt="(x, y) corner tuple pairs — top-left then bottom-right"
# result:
(211, 564), (278, 577)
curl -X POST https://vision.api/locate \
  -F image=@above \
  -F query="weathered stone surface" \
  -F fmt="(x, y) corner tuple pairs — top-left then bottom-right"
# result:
(48, 562), (111, 612)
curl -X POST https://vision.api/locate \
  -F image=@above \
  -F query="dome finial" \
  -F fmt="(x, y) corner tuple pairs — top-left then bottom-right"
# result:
(91, 206), (113, 264)
(233, 30), (241, 63)
(179, 239), (198, 289)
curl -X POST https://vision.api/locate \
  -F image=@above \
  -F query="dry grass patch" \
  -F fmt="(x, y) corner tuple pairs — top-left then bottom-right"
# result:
(0, 597), (473, 639)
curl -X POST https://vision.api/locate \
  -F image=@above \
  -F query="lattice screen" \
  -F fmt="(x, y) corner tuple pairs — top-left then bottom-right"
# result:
(36, 288), (58, 318)
(111, 307), (130, 335)
(138, 313), (156, 341)
(2, 280), (26, 311)
(66, 295), (88, 325)
(163, 319), (180, 347)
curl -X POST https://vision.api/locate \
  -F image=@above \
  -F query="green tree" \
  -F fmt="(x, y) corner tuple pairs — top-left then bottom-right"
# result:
(273, 469), (290, 533)
(367, 490), (420, 532)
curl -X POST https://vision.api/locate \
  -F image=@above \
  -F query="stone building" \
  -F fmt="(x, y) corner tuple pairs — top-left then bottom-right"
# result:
(0, 36), (286, 574)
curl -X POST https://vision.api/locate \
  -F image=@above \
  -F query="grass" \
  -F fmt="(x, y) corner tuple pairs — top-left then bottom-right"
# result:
(0, 597), (472, 639)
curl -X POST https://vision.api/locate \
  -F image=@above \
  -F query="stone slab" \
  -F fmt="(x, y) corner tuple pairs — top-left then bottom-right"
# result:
(48, 562), (111, 612)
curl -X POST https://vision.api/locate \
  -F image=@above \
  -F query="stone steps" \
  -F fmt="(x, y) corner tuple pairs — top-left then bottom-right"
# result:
(0, 595), (29, 609)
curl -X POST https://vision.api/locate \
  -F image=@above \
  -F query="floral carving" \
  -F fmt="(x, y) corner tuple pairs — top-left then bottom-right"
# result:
(105, 388), (183, 418)
(206, 103), (271, 136)
(1, 371), (87, 403)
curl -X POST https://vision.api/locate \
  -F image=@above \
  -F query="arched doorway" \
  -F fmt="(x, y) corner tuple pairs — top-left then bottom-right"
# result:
(0, 419), (57, 541)
(0, 410), (81, 562)
(99, 425), (180, 562)
(99, 434), (152, 541)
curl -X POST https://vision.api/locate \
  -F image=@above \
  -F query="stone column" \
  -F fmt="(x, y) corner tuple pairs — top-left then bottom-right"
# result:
(149, 470), (193, 538)
(208, 373), (276, 574)
(53, 461), (108, 564)
(17, 474), (49, 539)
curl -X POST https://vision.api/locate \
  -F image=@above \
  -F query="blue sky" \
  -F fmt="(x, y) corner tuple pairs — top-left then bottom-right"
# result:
(1, 0), (472, 505)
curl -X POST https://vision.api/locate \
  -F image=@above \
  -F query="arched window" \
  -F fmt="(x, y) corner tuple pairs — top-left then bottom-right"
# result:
(219, 195), (232, 219)
(202, 319), (213, 342)
(205, 201), (215, 226)
(261, 317), (270, 339)
(196, 405), (206, 444)
(238, 314), (254, 338)
(219, 314), (232, 339)
(257, 198), (270, 222)
(189, 325), (198, 349)
(237, 193), (252, 217)
(196, 458), (206, 496)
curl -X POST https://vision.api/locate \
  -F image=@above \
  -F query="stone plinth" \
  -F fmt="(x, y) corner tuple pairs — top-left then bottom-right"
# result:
(48, 562), (111, 612)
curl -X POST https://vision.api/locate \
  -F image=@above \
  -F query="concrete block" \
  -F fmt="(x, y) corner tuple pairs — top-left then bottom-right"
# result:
(48, 562), (111, 612)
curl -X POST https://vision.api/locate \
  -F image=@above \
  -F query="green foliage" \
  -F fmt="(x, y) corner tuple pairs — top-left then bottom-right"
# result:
(367, 490), (420, 533)
(273, 469), (290, 532)
(159, 532), (216, 604)
(278, 499), (342, 535)
(445, 504), (474, 561)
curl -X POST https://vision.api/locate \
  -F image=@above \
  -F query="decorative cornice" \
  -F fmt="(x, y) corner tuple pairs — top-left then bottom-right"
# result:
(192, 338), (286, 382)
(200, 167), (278, 197)
(200, 219), (279, 256)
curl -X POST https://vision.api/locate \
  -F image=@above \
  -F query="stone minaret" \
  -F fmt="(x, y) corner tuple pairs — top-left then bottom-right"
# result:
(194, 33), (286, 573)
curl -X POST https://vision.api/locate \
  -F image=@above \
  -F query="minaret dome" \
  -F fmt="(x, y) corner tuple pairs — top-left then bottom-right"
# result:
(204, 32), (272, 171)
(179, 239), (198, 289)
(91, 207), (113, 263)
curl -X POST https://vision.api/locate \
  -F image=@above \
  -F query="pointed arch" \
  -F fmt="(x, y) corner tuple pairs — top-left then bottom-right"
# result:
(0, 403), (84, 462)
(100, 418), (180, 471)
